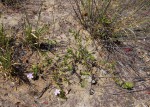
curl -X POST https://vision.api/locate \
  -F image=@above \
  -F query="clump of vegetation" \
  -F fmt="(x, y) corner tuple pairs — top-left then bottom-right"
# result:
(23, 11), (49, 49)
(23, 9), (55, 51)
(24, 23), (48, 48)
(0, 47), (12, 71)
(0, 7), (54, 83)
(72, 0), (149, 51)
(0, 24), (28, 83)
(46, 30), (98, 90)
(1, 0), (23, 6)
(0, 24), (9, 47)
(0, 24), (12, 71)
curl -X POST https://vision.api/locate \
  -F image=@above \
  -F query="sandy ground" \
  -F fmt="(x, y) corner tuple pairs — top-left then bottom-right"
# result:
(0, 0), (150, 107)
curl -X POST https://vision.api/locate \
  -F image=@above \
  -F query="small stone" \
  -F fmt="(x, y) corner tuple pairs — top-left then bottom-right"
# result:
(0, 100), (2, 106)
(100, 69), (108, 75)
(88, 76), (92, 83)
(91, 80), (97, 85)
(89, 89), (95, 95)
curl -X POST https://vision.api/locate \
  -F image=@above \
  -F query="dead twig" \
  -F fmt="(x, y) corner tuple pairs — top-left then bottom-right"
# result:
(36, 83), (52, 99)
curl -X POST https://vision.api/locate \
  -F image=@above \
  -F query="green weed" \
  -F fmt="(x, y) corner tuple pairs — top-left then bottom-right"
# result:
(0, 47), (12, 70)
(114, 78), (134, 90)
(23, 6), (49, 49)
(24, 23), (48, 48)
(0, 24), (12, 71)
(0, 24), (9, 47)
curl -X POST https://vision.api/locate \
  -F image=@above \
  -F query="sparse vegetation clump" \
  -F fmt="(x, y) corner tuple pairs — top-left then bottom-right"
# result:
(1, 0), (22, 5)
(24, 22), (49, 49)
(71, 0), (150, 90)
(71, 0), (149, 51)
(0, 24), (13, 72)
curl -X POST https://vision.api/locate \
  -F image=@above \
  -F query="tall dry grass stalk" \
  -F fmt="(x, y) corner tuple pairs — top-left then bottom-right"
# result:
(71, 0), (149, 51)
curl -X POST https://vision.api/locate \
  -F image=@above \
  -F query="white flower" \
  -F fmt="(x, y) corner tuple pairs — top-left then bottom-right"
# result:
(54, 89), (60, 96)
(27, 73), (33, 79)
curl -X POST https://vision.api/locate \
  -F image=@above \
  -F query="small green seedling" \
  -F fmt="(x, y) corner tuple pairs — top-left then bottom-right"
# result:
(115, 78), (134, 90)
(122, 82), (134, 90)
(32, 64), (40, 80)
(58, 90), (67, 99)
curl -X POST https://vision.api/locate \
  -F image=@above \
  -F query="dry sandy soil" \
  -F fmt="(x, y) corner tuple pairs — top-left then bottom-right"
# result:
(0, 0), (150, 107)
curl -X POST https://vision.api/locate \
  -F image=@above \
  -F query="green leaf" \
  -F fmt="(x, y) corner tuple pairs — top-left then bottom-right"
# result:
(32, 65), (38, 75)
(58, 90), (67, 99)
(80, 71), (90, 75)
(122, 82), (134, 90)
(80, 79), (86, 88)
(115, 78), (123, 85)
